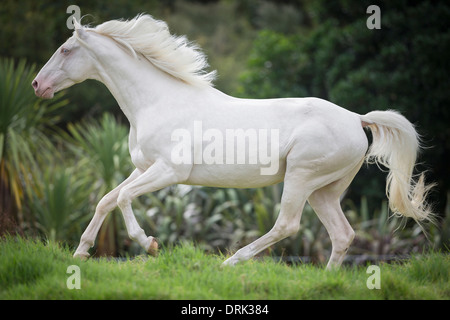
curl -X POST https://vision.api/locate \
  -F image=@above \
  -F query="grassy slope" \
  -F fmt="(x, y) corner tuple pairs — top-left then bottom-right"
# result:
(0, 237), (448, 300)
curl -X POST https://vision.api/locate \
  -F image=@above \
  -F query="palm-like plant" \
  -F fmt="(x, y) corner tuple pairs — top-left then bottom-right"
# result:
(67, 113), (131, 192)
(29, 164), (93, 243)
(67, 113), (132, 255)
(0, 58), (67, 234)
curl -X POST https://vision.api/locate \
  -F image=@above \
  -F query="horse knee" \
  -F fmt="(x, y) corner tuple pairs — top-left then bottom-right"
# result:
(96, 196), (115, 214)
(273, 220), (300, 239)
(117, 189), (132, 208)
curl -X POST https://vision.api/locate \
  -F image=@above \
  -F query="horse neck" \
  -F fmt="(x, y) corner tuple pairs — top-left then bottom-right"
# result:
(91, 40), (189, 127)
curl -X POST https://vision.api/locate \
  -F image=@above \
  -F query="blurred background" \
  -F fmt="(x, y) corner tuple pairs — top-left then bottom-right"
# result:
(1, 0), (449, 261)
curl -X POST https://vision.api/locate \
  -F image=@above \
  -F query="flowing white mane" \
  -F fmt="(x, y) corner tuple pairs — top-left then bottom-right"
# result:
(87, 14), (216, 87)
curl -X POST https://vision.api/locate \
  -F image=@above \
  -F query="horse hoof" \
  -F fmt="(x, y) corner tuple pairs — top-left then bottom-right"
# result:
(73, 252), (90, 260)
(146, 237), (158, 256)
(221, 257), (237, 268)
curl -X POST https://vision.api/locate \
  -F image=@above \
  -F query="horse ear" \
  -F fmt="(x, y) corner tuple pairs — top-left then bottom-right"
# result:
(73, 17), (87, 39)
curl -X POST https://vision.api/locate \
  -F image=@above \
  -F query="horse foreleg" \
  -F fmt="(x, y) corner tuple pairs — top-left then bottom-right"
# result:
(116, 160), (184, 254)
(74, 169), (142, 259)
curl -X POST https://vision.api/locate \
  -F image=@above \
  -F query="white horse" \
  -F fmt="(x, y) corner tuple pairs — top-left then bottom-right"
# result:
(33, 14), (434, 268)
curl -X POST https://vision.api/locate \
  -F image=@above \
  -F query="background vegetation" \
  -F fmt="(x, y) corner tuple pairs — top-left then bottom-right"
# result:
(0, 0), (449, 259)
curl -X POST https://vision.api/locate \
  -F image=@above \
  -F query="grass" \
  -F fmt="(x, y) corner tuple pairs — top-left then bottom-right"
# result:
(0, 236), (448, 300)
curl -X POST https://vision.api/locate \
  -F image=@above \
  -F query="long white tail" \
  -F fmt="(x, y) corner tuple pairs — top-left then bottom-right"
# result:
(360, 110), (435, 223)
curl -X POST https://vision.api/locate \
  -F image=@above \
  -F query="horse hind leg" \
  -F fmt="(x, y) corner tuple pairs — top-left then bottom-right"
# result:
(307, 159), (364, 269)
(308, 193), (355, 269)
(222, 172), (311, 266)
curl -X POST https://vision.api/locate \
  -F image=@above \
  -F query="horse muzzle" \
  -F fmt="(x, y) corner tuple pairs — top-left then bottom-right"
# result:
(32, 78), (55, 99)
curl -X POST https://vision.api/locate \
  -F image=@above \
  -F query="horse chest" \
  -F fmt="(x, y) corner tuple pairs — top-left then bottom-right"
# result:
(130, 146), (153, 171)
(129, 126), (157, 171)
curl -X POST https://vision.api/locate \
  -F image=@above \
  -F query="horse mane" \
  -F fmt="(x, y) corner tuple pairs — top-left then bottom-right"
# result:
(89, 14), (216, 87)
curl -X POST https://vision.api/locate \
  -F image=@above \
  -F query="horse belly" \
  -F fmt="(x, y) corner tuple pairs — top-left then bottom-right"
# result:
(185, 163), (286, 188)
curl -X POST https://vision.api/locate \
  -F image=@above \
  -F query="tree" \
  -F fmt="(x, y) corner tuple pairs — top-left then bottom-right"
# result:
(237, 0), (450, 216)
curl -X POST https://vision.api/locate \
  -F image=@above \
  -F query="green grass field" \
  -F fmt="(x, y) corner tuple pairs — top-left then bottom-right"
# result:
(0, 236), (448, 300)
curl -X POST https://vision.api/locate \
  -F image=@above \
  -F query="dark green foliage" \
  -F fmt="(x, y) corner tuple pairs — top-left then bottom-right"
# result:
(0, 58), (68, 235)
(237, 0), (450, 217)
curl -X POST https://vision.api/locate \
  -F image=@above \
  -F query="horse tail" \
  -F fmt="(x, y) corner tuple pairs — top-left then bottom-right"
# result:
(360, 110), (435, 224)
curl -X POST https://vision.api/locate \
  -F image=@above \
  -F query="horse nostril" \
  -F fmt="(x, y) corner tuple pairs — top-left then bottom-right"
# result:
(32, 79), (38, 90)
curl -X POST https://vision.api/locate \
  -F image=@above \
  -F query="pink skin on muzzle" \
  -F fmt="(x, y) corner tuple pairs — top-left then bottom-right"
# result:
(31, 77), (54, 99)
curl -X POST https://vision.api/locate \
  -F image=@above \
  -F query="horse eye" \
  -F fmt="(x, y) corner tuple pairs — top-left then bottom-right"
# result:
(61, 48), (70, 55)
